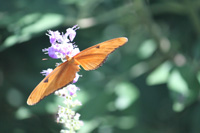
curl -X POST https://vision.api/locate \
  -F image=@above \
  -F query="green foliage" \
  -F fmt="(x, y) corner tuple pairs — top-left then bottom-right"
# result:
(1, 0), (200, 132)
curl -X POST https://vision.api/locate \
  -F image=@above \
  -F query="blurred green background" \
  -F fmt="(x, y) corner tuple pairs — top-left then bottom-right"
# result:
(1, 0), (200, 133)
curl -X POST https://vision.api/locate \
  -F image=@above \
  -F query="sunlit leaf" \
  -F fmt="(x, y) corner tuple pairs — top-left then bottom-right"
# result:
(15, 107), (31, 120)
(114, 82), (139, 110)
(0, 13), (63, 51)
(137, 39), (157, 59)
(146, 61), (172, 85)
(167, 69), (189, 112)
(22, 13), (63, 34)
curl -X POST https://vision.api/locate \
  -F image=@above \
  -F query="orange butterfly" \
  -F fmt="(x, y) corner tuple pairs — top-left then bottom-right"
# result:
(27, 37), (128, 105)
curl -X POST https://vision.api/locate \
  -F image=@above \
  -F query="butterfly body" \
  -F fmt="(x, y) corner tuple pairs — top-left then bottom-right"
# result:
(27, 37), (128, 105)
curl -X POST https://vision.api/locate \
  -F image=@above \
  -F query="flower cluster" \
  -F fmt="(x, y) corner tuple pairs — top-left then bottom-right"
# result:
(55, 85), (83, 132)
(41, 25), (83, 133)
(42, 25), (80, 59)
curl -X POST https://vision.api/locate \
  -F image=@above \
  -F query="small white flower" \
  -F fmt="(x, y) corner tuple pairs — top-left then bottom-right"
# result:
(74, 113), (81, 120)
(71, 100), (82, 107)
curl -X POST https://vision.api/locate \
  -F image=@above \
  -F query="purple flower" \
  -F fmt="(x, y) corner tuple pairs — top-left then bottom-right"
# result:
(73, 73), (80, 83)
(70, 47), (80, 57)
(40, 68), (53, 76)
(47, 30), (62, 44)
(43, 25), (80, 59)
(67, 84), (79, 96)
(66, 25), (79, 41)
(59, 43), (74, 57)
(47, 44), (61, 59)
(43, 25), (83, 132)
(66, 28), (76, 41)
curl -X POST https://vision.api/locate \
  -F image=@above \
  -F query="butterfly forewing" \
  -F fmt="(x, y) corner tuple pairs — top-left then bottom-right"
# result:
(74, 37), (128, 70)
(27, 59), (80, 105)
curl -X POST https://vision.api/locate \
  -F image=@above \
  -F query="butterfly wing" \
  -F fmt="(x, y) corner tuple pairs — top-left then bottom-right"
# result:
(27, 59), (80, 105)
(74, 37), (128, 70)
(27, 37), (127, 105)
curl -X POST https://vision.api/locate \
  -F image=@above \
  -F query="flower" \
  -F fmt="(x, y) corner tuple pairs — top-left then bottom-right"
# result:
(55, 88), (83, 132)
(73, 73), (80, 83)
(40, 68), (53, 76)
(46, 30), (62, 44)
(55, 87), (69, 98)
(55, 83), (83, 132)
(66, 25), (79, 41)
(67, 84), (79, 96)
(70, 48), (80, 57)
(71, 100), (82, 107)
(42, 25), (83, 132)
(43, 26), (80, 59)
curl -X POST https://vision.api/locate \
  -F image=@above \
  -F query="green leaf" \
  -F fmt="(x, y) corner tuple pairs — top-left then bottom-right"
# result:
(114, 82), (139, 110)
(137, 39), (157, 59)
(146, 61), (172, 85)
(167, 70), (189, 112)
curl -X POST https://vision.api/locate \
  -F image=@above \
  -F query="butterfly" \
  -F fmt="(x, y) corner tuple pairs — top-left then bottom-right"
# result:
(27, 37), (128, 105)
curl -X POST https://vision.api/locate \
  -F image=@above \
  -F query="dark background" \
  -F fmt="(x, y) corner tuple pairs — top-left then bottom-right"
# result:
(1, 0), (200, 133)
